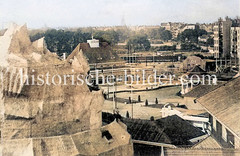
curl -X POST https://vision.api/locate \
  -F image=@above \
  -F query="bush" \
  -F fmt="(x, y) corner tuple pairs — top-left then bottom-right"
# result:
(180, 43), (200, 51)
(145, 100), (149, 106)
(126, 111), (130, 118)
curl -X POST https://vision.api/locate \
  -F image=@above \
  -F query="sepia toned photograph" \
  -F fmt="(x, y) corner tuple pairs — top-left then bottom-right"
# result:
(0, 0), (240, 155)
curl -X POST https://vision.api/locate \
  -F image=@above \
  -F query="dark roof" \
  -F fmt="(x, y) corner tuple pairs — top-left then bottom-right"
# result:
(82, 43), (119, 63)
(184, 82), (226, 98)
(197, 77), (240, 138)
(155, 115), (205, 145)
(189, 65), (206, 73)
(184, 65), (207, 78)
(102, 112), (172, 144)
(79, 43), (90, 51)
(183, 56), (205, 69)
(67, 42), (120, 64)
(124, 118), (172, 144)
(102, 112), (205, 146)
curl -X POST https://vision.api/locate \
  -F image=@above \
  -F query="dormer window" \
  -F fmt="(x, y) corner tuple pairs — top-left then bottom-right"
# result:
(102, 130), (113, 140)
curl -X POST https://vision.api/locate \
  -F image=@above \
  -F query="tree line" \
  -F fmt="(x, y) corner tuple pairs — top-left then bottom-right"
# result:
(30, 26), (211, 55)
(30, 29), (121, 56)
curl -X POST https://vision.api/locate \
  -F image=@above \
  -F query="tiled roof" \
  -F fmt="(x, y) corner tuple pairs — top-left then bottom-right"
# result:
(102, 112), (172, 144)
(2, 121), (133, 156)
(155, 115), (205, 146)
(189, 65), (206, 73)
(184, 82), (225, 98)
(124, 118), (172, 144)
(192, 136), (222, 149)
(165, 148), (240, 156)
(102, 113), (205, 146)
(197, 77), (240, 138)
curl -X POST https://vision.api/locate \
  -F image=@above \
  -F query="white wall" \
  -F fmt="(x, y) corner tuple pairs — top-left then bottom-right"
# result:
(87, 39), (99, 48)
(222, 125), (227, 142)
(213, 117), (216, 131)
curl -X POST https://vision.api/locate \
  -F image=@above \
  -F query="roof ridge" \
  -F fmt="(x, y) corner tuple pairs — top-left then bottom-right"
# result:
(191, 135), (210, 148)
(197, 76), (240, 100)
(184, 81), (224, 98)
(191, 135), (223, 149)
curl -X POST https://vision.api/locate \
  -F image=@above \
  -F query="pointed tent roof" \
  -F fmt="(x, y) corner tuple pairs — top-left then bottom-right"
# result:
(189, 65), (206, 73)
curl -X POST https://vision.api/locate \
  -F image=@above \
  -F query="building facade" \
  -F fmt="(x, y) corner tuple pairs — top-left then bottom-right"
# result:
(230, 27), (240, 65)
(213, 17), (232, 58)
(197, 77), (240, 149)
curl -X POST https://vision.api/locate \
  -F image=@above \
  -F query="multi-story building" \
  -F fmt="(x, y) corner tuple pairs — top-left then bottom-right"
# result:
(213, 17), (240, 73)
(213, 17), (232, 58)
(230, 27), (240, 65)
(161, 22), (185, 38)
(199, 23), (214, 33)
(161, 22), (171, 31)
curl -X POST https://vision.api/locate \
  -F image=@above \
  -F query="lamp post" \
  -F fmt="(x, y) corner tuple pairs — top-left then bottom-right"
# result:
(112, 65), (117, 113)
(130, 66), (133, 119)
(153, 52), (155, 64)
(112, 65), (115, 113)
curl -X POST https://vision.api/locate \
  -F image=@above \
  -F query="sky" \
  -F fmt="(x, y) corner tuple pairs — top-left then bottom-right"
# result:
(0, 0), (240, 28)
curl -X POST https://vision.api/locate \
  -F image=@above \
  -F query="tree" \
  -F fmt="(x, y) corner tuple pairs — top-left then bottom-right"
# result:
(150, 116), (154, 121)
(138, 95), (141, 102)
(180, 43), (200, 51)
(177, 29), (207, 43)
(159, 30), (172, 41)
(116, 28), (130, 42)
(30, 32), (44, 42)
(32, 29), (91, 56)
(93, 30), (119, 45)
(30, 28), (119, 57)
(148, 28), (159, 39)
(155, 98), (158, 104)
(206, 37), (214, 46)
(154, 45), (176, 51)
(127, 34), (151, 51)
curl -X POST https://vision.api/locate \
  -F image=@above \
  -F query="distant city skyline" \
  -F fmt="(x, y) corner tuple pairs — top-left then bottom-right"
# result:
(0, 0), (239, 29)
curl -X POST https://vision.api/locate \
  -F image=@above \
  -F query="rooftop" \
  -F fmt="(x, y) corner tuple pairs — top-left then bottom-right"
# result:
(103, 112), (205, 146)
(184, 81), (226, 98)
(197, 77), (240, 138)
(192, 136), (222, 149)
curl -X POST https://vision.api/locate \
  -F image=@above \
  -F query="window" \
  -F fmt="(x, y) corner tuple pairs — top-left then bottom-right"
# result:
(102, 130), (113, 140)
(227, 129), (235, 147)
(216, 120), (222, 140)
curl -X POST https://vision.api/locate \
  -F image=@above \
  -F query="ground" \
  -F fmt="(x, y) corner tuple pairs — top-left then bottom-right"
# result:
(102, 86), (184, 120)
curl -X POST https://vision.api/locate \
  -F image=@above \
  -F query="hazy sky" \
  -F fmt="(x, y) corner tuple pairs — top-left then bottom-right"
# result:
(0, 0), (240, 28)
